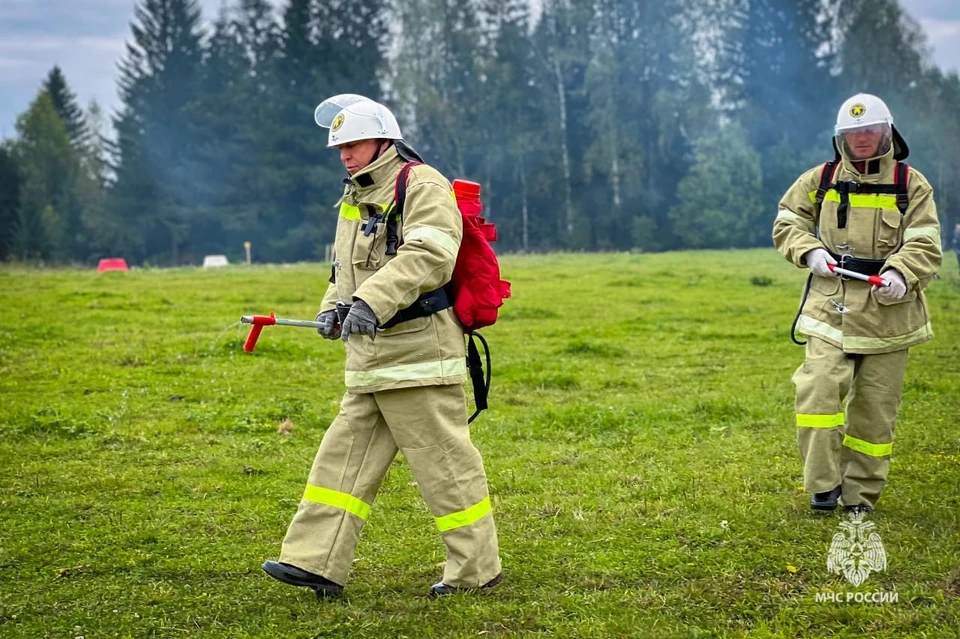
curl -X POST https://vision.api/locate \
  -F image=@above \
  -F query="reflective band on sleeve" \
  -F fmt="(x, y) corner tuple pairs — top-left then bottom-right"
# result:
(435, 496), (492, 532)
(405, 225), (460, 258)
(797, 413), (845, 428)
(797, 315), (843, 344)
(345, 357), (467, 387)
(303, 485), (371, 520)
(776, 208), (815, 231)
(843, 323), (933, 351)
(340, 203), (361, 220)
(903, 227), (940, 243)
(843, 435), (893, 457)
(807, 190), (900, 212)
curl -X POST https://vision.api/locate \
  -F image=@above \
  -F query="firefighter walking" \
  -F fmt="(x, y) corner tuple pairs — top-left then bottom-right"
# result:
(773, 93), (942, 513)
(262, 95), (502, 598)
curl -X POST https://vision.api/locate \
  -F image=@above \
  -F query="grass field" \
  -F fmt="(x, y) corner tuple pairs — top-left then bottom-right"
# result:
(1, 249), (959, 638)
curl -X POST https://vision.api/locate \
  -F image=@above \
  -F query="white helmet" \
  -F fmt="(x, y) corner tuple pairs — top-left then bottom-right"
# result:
(835, 93), (894, 134)
(314, 94), (403, 148)
(833, 93), (906, 163)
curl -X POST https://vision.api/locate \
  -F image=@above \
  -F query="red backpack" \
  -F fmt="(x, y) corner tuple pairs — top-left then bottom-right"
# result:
(394, 162), (511, 329)
(393, 161), (511, 422)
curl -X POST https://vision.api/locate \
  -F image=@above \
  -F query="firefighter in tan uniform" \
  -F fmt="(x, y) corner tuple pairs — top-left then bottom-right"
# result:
(774, 93), (941, 513)
(262, 95), (502, 598)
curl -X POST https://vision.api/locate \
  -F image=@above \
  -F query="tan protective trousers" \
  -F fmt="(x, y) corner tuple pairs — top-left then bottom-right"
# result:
(278, 384), (501, 587)
(792, 337), (909, 508)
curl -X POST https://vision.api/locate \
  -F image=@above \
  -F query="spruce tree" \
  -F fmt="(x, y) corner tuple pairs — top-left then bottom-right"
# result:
(12, 92), (76, 260)
(0, 142), (20, 260)
(111, 0), (206, 264)
(43, 66), (87, 149)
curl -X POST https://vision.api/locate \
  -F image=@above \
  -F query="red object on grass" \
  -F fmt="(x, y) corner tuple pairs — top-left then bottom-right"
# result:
(97, 258), (129, 272)
(243, 313), (276, 352)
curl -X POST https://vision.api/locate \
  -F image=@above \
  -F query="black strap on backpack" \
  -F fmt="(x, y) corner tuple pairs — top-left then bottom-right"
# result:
(385, 161), (421, 255)
(814, 161), (838, 219)
(467, 332), (490, 424)
(894, 162), (910, 214)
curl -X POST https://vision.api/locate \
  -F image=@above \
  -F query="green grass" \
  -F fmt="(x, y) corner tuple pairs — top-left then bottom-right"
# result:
(1, 249), (959, 638)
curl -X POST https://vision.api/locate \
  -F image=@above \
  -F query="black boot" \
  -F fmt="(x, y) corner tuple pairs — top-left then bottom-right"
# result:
(810, 485), (841, 511)
(429, 572), (503, 597)
(262, 560), (343, 600)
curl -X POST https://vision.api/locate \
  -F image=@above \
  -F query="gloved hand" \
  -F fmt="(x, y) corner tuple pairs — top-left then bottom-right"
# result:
(316, 310), (341, 340)
(874, 269), (907, 300)
(804, 248), (838, 278)
(341, 299), (378, 342)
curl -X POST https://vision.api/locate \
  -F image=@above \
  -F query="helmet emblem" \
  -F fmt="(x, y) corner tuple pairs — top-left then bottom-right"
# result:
(331, 113), (345, 132)
(850, 103), (866, 119)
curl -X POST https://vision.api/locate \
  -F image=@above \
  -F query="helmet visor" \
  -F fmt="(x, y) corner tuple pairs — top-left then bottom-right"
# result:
(835, 122), (892, 162)
(314, 94), (369, 128)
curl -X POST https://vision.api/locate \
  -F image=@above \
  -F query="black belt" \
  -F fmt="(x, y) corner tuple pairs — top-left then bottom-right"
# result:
(379, 286), (453, 329)
(829, 253), (885, 277)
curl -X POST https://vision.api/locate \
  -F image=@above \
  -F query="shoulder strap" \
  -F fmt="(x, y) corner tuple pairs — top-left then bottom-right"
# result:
(385, 161), (422, 255)
(894, 162), (909, 215)
(815, 161), (838, 215)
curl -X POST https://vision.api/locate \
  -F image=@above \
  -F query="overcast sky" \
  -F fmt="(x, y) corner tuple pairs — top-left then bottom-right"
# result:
(1, 0), (958, 139)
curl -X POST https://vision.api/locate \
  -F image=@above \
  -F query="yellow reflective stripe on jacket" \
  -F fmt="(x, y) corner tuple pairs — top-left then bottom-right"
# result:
(807, 190), (900, 212)
(435, 496), (492, 532)
(405, 225), (460, 258)
(797, 413), (845, 428)
(340, 203), (361, 220)
(303, 485), (371, 520)
(843, 435), (893, 457)
(797, 315), (843, 343)
(340, 202), (395, 220)
(843, 323), (933, 351)
(776, 208), (815, 231)
(345, 357), (467, 387)
(903, 227), (940, 243)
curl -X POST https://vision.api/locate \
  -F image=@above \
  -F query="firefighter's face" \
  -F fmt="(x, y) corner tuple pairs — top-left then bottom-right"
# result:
(842, 125), (886, 160)
(339, 139), (383, 175)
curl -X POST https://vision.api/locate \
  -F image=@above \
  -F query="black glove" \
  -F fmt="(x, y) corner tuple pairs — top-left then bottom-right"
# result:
(341, 299), (378, 342)
(316, 310), (341, 340)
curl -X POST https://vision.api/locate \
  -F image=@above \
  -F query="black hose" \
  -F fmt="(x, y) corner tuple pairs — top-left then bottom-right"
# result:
(467, 331), (491, 424)
(791, 274), (813, 346)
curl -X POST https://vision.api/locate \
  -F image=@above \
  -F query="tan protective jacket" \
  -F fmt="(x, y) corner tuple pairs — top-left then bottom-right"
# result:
(320, 146), (466, 393)
(773, 149), (941, 354)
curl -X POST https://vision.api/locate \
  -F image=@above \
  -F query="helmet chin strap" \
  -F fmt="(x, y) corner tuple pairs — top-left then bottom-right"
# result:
(367, 139), (391, 166)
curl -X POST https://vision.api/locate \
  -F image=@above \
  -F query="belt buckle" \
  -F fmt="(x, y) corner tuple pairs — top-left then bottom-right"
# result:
(837, 253), (853, 280)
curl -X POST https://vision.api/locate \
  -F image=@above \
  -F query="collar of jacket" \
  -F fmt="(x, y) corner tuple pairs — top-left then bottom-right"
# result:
(839, 146), (896, 184)
(344, 146), (403, 191)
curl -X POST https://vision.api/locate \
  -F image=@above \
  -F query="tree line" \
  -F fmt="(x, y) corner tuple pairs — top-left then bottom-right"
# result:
(1, 0), (958, 265)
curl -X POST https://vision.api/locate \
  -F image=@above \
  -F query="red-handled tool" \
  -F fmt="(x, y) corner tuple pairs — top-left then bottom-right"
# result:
(827, 264), (889, 287)
(240, 313), (328, 352)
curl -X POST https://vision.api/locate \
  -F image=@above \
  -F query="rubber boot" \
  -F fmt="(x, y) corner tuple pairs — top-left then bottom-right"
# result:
(429, 572), (503, 597)
(262, 560), (343, 600)
(810, 485), (841, 511)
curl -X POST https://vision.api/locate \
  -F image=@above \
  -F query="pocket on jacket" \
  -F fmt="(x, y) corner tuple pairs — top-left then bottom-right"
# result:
(876, 209), (902, 249)
(874, 288), (918, 307)
(809, 275), (842, 296)
(352, 215), (387, 270)
(378, 315), (430, 337)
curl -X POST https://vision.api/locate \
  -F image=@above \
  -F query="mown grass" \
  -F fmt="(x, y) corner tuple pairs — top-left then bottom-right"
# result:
(1, 249), (958, 638)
